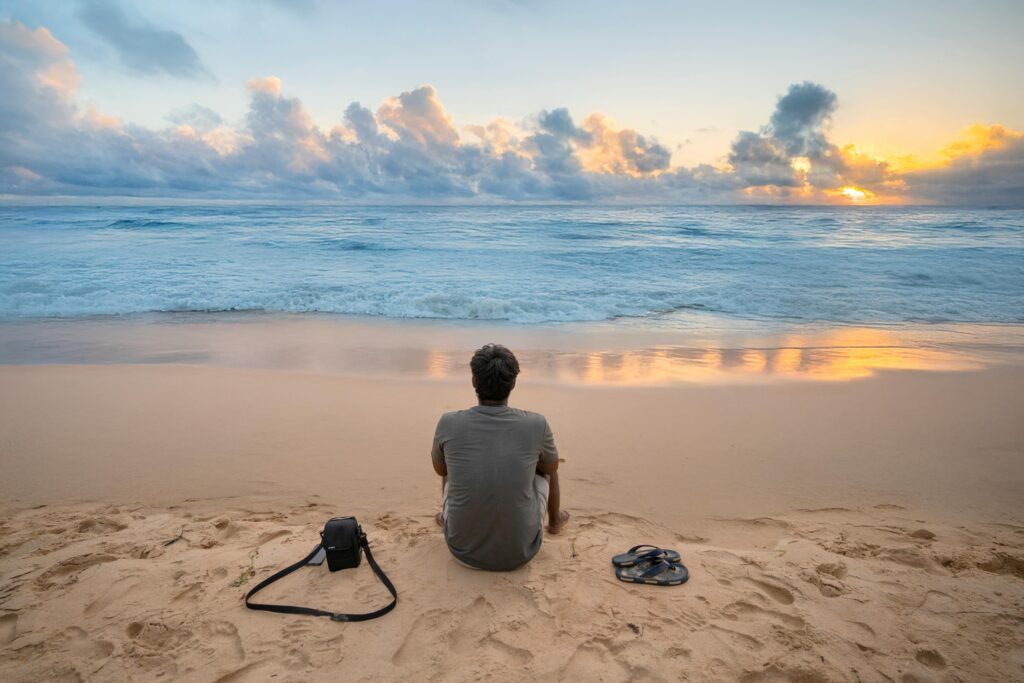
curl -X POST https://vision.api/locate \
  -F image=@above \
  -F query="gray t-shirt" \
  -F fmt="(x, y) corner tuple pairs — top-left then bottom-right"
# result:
(431, 405), (559, 571)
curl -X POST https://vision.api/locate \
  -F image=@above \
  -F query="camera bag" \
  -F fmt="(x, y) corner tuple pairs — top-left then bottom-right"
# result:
(244, 516), (397, 622)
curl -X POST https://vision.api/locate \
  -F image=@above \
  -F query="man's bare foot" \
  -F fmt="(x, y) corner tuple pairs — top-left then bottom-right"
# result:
(435, 512), (444, 527)
(547, 510), (570, 535)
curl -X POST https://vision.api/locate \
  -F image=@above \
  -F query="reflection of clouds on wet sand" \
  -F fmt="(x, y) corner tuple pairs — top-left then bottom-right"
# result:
(0, 316), (1013, 385)
(418, 329), (980, 384)
(535, 344), (971, 385)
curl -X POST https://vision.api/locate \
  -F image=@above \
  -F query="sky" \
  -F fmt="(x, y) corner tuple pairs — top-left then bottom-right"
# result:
(1, 0), (1022, 204)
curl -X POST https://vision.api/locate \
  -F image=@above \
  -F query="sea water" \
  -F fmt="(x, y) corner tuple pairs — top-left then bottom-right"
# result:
(1, 203), (1021, 326)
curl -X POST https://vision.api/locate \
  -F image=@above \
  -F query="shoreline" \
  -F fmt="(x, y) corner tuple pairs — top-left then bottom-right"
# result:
(2, 313), (1022, 385)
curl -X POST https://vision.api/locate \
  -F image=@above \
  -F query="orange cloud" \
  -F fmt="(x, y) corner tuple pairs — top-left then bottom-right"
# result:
(464, 117), (525, 157)
(2, 21), (80, 95)
(245, 75), (282, 97)
(577, 113), (671, 177)
(376, 85), (459, 149)
(940, 123), (1022, 159)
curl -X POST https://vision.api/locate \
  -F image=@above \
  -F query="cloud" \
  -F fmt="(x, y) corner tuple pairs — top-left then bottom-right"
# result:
(377, 85), (460, 149)
(77, 0), (209, 78)
(901, 125), (1024, 206)
(768, 81), (838, 159)
(2, 19), (1021, 205)
(727, 82), (847, 192)
(165, 103), (223, 133)
(1, 21), (81, 187)
(728, 131), (797, 187)
(578, 113), (671, 177)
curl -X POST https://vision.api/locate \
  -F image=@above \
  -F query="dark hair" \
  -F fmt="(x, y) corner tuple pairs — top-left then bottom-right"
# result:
(470, 344), (520, 401)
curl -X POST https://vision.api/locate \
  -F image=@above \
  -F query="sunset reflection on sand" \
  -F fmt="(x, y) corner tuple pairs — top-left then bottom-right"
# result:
(0, 316), (1011, 385)
(385, 328), (982, 384)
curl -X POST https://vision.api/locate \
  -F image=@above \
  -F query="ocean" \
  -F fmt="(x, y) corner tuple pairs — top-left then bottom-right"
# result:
(1, 203), (1022, 326)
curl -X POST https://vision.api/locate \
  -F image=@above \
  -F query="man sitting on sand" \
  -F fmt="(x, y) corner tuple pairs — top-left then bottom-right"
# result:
(432, 343), (569, 570)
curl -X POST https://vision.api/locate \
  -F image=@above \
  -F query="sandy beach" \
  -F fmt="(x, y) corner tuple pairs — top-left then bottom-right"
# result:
(1, 329), (1022, 681)
(3, 1), (1022, 679)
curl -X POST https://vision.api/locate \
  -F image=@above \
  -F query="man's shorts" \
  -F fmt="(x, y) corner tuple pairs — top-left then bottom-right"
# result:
(442, 474), (550, 569)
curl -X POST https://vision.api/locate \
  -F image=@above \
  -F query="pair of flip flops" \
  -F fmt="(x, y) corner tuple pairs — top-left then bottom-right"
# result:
(612, 545), (689, 586)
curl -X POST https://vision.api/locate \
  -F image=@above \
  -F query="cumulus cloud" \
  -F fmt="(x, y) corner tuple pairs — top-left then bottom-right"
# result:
(768, 81), (838, 159)
(77, 0), (209, 78)
(578, 113), (672, 176)
(1, 18), (1021, 205)
(727, 82), (847, 192)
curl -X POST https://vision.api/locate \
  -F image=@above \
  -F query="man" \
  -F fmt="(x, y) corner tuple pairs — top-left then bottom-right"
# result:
(431, 343), (569, 571)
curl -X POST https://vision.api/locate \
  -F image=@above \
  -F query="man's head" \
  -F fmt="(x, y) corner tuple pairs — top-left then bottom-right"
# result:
(470, 344), (520, 402)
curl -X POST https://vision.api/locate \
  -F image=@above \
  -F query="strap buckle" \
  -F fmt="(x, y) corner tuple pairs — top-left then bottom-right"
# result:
(330, 613), (349, 622)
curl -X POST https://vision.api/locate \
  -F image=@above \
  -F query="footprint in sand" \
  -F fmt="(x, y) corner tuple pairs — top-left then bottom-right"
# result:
(125, 620), (193, 651)
(976, 551), (1024, 579)
(915, 648), (947, 670)
(35, 553), (117, 590)
(75, 517), (127, 534)
(197, 620), (245, 663)
(808, 562), (849, 597)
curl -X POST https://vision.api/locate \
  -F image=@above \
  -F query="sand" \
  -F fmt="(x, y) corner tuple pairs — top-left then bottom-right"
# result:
(1, 362), (1023, 681)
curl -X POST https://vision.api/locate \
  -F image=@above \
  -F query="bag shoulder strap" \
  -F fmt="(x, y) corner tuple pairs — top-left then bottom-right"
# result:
(244, 533), (397, 622)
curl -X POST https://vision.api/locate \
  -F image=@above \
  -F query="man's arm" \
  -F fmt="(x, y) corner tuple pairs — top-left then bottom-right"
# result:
(537, 418), (569, 534)
(431, 417), (449, 526)
(431, 416), (448, 477)
(536, 458), (557, 475)
(432, 457), (447, 477)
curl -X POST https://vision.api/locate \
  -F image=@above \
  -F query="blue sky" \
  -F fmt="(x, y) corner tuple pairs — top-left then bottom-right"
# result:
(1, 0), (1022, 203)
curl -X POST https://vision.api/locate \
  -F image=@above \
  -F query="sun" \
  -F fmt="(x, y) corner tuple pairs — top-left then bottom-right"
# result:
(826, 185), (878, 203)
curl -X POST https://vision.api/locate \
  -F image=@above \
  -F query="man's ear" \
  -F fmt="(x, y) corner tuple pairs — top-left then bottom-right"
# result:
(472, 375), (477, 389)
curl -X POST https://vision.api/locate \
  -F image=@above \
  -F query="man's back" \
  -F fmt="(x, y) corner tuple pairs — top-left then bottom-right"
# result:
(432, 405), (558, 570)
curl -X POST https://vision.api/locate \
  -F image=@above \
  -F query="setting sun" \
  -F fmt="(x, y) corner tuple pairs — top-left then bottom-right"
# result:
(841, 186), (867, 200)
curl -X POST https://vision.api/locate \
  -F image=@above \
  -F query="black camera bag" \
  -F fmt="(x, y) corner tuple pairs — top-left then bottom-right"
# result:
(244, 516), (397, 622)
(322, 516), (362, 571)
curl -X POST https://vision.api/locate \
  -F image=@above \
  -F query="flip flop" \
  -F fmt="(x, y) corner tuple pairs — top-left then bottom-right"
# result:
(615, 557), (689, 586)
(611, 545), (681, 567)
